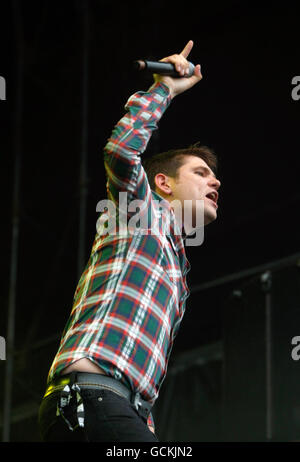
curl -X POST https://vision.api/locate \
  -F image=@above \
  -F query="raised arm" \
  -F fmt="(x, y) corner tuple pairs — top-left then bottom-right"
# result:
(103, 82), (171, 207)
(103, 41), (202, 207)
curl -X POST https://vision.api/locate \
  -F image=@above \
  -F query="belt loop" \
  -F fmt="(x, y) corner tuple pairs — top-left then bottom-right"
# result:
(69, 370), (77, 387)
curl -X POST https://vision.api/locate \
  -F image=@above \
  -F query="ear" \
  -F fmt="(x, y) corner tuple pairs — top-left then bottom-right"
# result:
(154, 173), (173, 196)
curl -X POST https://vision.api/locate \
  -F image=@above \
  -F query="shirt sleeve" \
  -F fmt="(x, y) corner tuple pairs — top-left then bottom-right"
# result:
(103, 82), (172, 207)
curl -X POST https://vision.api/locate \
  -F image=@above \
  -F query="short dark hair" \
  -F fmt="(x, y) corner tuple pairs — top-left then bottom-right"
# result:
(142, 142), (218, 191)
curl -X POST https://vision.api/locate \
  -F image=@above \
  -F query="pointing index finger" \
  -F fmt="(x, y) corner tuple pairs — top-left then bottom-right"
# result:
(180, 40), (194, 58)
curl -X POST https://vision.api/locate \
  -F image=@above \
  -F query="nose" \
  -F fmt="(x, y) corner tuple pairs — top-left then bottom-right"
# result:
(208, 175), (221, 190)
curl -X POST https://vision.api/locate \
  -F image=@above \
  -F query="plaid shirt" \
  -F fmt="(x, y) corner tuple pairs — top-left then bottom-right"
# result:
(47, 82), (191, 427)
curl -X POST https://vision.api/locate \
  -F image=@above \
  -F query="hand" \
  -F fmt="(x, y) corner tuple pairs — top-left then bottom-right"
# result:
(153, 40), (202, 99)
(148, 425), (155, 434)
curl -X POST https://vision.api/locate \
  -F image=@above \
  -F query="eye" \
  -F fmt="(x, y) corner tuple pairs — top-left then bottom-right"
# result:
(195, 171), (204, 176)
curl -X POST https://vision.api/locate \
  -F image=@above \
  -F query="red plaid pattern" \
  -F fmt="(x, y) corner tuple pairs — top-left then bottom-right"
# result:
(47, 82), (191, 429)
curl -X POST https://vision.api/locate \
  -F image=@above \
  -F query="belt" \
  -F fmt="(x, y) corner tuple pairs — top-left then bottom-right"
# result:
(43, 372), (152, 421)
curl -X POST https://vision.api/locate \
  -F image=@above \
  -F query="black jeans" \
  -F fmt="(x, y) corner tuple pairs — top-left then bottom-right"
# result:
(38, 387), (159, 442)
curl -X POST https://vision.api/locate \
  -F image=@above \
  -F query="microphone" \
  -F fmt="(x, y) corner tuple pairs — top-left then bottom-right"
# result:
(133, 60), (195, 78)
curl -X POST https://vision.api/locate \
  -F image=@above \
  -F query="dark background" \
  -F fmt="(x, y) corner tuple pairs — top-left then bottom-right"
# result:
(0, 0), (299, 442)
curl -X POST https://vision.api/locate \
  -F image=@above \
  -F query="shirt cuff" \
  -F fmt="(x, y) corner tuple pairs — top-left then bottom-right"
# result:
(148, 81), (172, 104)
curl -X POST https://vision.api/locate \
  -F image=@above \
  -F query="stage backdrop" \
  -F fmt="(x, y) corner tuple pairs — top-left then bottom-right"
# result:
(153, 258), (300, 442)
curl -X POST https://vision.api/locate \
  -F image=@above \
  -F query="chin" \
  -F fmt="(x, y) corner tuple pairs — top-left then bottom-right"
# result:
(190, 205), (217, 228)
(204, 210), (217, 226)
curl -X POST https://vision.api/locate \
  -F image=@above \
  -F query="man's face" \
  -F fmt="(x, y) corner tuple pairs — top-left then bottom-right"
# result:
(160, 155), (221, 227)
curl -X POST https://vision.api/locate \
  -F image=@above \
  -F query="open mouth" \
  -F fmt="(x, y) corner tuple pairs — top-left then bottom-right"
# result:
(205, 191), (218, 208)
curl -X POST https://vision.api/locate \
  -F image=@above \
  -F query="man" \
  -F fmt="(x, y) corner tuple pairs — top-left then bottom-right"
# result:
(38, 40), (221, 442)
